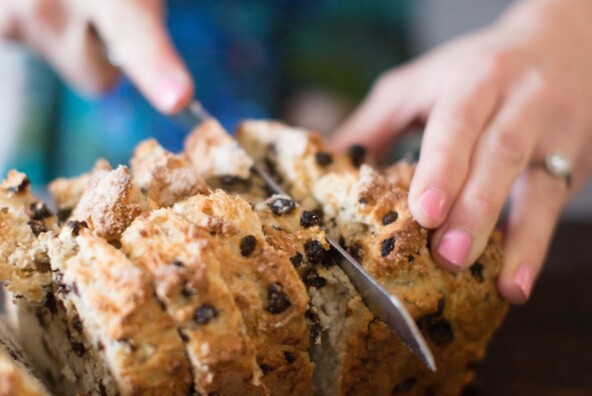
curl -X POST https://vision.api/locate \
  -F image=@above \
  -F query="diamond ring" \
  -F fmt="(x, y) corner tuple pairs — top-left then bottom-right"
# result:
(540, 152), (573, 188)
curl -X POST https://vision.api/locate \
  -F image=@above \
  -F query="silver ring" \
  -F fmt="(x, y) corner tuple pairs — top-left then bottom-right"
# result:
(537, 152), (573, 188)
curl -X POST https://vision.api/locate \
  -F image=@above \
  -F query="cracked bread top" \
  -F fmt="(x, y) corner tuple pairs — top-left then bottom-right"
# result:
(49, 159), (112, 222)
(71, 165), (155, 243)
(185, 119), (254, 180)
(131, 139), (209, 208)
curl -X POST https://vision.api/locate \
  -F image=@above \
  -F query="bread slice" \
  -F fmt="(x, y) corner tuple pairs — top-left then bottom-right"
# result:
(313, 165), (508, 395)
(0, 319), (50, 396)
(253, 195), (364, 396)
(131, 139), (209, 208)
(121, 208), (267, 395)
(173, 191), (314, 395)
(45, 226), (193, 395)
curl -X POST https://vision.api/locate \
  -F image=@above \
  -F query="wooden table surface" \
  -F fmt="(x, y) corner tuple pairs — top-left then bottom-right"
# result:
(475, 222), (592, 396)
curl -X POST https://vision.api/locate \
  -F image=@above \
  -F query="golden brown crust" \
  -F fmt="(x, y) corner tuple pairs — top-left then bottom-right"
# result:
(236, 120), (354, 210)
(185, 119), (254, 180)
(131, 139), (209, 207)
(313, 165), (508, 396)
(47, 228), (193, 395)
(121, 209), (267, 396)
(173, 191), (314, 396)
(71, 165), (155, 243)
(382, 160), (416, 191)
(184, 120), (268, 205)
(49, 159), (112, 221)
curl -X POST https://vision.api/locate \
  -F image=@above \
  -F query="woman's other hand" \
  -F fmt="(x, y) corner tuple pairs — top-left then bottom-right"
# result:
(334, 0), (592, 304)
(0, 0), (192, 113)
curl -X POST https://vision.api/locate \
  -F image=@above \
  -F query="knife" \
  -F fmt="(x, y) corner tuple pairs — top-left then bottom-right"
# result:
(174, 100), (436, 372)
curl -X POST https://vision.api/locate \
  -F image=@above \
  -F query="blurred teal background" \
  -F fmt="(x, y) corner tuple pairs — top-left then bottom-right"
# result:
(1, 0), (411, 184)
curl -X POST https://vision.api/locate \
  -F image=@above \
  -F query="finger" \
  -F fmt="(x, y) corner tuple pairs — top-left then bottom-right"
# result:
(89, 0), (193, 113)
(408, 62), (501, 229)
(332, 67), (430, 154)
(13, 0), (120, 94)
(431, 71), (547, 270)
(498, 169), (567, 304)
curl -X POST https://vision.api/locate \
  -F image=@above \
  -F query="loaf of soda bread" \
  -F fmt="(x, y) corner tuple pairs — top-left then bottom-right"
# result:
(0, 119), (508, 396)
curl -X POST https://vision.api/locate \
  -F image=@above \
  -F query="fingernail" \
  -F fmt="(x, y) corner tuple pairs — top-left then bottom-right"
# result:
(436, 229), (472, 268)
(159, 75), (189, 112)
(513, 264), (533, 301)
(418, 188), (447, 222)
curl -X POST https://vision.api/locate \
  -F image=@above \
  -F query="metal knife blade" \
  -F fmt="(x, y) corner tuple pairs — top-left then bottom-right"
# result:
(174, 100), (436, 372)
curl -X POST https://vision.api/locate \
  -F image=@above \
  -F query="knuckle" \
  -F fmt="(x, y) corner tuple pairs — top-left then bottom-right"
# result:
(487, 127), (528, 167)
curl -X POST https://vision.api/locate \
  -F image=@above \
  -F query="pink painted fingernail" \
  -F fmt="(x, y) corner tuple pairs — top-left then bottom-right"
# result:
(159, 75), (189, 112)
(513, 264), (533, 301)
(418, 188), (447, 222)
(436, 229), (472, 268)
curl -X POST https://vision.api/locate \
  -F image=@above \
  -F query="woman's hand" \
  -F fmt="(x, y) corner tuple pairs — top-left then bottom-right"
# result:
(334, 0), (592, 304)
(0, 0), (192, 113)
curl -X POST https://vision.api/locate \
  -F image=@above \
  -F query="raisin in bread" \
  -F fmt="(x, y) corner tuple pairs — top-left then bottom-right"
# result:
(121, 208), (267, 395)
(0, 319), (50, 396)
